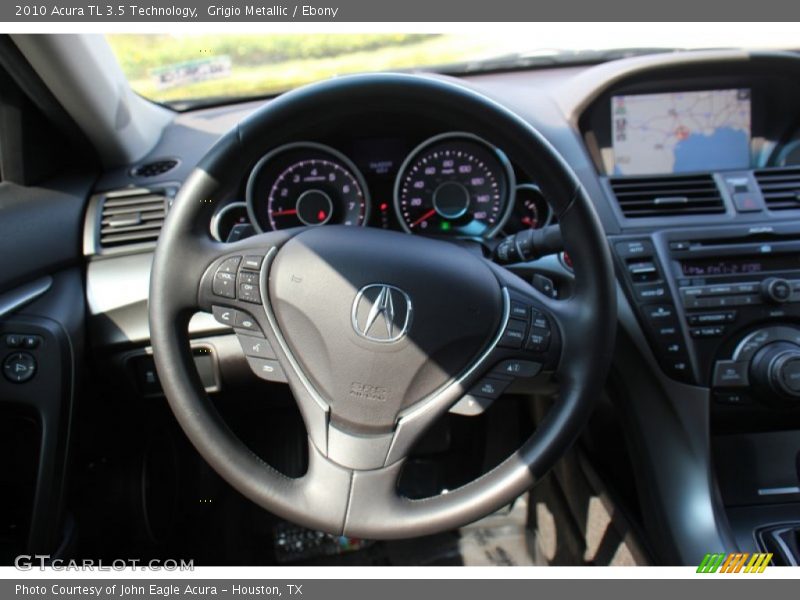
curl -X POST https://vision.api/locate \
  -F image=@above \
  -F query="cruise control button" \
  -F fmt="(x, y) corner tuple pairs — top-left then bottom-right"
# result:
(212, 271), (236, 298)
(234, 311), (261, 333)
(242, 255), (264, 270)
(468, 377), (510, 400)
(237, 334), (276, 359)
(499, 319), (527, 349)
(526, 328), (551, 353)
(3, 352), (36, 383)
(238, 282), (261, 304)
(530, 309), (549, 330)
(492, 359), (542, 378)
(217, 256), (241, 274)
(212, 305), (237, 326)
(238, 270), (259, 286)
(245, 357), (287, 383)
(713, 360), (749, 388)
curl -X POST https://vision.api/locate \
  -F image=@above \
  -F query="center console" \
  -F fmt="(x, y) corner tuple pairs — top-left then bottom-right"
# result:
(613, 222), (800, 564)
(614, 223), (800, 407)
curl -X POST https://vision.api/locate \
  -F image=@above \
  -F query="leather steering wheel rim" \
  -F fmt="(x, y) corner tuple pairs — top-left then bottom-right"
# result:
(149, 73), (616, 539)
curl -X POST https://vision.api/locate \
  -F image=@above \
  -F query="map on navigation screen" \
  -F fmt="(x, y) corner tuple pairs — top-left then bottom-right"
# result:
(611, 89), (751, 176)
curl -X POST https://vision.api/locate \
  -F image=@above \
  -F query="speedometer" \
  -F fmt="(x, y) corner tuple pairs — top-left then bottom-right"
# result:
(246, 142), (370, 232)
(394, 133), (514, 237)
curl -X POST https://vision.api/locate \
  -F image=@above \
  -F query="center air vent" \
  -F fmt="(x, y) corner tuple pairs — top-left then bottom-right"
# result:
(609, 174), (725, 218)
(93, 186), (176, 253)
(754, 167), (800, 211)
(131, 159), (179, 178)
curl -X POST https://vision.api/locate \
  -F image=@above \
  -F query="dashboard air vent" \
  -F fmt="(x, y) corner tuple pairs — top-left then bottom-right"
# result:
(98, 187), (170, 249)
(609, 174), (725, 218)
(131, 159), (179, 178)
(754, 167), (800, 211)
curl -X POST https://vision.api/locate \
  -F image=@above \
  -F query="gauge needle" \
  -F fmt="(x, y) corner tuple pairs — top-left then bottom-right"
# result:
(271, 209), (298, 216)
(409, 208), (436, 228)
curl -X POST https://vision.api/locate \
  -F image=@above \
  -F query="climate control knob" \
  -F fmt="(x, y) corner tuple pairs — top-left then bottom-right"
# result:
(761, 277), (792, 304)
(750, 341), (800, 407)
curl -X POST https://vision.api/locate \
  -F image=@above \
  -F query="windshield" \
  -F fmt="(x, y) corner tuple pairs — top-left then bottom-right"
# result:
(106, 29), (799, 108)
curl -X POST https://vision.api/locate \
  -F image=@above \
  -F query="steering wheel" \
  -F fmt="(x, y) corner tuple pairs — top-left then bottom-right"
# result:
(149, 73), (616, 539)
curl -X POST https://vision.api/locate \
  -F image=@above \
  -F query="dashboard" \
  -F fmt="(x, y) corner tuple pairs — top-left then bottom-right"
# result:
(59, 48), (800, 564)
(209, 130), (552, 243)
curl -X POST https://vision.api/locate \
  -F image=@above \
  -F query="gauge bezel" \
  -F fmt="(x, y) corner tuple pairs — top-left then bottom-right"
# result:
(245, 141), (371, 233)
(509, 183), (553, 231)
(393, 131), (516, 238)
(210, 201), (249, 242)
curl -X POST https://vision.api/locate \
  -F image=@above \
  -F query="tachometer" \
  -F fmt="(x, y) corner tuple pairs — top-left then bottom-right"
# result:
(394, 133), (514, 237)
(246, 142), (370, 232)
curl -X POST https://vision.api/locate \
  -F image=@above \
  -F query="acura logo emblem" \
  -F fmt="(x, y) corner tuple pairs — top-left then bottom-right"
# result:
(351, 284), (412, 343)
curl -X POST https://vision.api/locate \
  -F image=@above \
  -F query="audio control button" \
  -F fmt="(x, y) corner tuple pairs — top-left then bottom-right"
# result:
(713, 360), (749, 388)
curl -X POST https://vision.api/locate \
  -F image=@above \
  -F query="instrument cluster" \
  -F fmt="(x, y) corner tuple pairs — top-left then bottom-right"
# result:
(211, 132), (553, 242)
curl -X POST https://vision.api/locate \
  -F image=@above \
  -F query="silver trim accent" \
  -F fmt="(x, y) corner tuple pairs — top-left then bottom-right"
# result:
(350, 283), (412, 343)
(385, 287), (511, 465)
(259, 247), (331, 452)
(0, 277), (53, 319)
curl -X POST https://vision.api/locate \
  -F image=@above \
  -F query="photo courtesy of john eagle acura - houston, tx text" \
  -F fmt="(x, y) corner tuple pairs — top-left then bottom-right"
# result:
(1, 30), (800, 569)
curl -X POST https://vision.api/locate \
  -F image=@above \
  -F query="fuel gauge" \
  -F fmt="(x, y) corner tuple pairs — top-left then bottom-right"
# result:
(504, 183), (551, 233)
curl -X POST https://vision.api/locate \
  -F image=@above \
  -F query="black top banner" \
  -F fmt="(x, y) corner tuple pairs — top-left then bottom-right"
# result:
(2, 0), (800, 22)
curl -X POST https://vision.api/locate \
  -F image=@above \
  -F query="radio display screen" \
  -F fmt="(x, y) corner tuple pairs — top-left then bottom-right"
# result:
(611, 89), (751, 176)
(680, 254), (800, 277)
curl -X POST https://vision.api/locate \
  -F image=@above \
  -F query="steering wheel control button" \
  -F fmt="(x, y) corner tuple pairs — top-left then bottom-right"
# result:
(242, 255), (264, 270)
(492, 359), (542, 378)
(239, 271), (259, 285)
(713, 360), (749, 388)
(499, 319), (527, 349)
(212, 271), (236, 298)
(509, 300), (530, 320)
(234, 311), (262, 333)
(3, 352), (36, 383)
(246, 357), (287, 383)
(531, 309), (548, 330)
(5, 334), (23, 348)
(526, 329), (551, 353)
(212, 305), (237, 326)
(238, 282), (262, 304)
(468, 377), (510, 400)
(217, 256), (241, 273)
(238, 335), (276, 359)
(21, 335), (41, 349)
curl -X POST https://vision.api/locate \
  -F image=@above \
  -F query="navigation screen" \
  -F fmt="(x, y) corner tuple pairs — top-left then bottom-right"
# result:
(611, 89), (751, 176)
